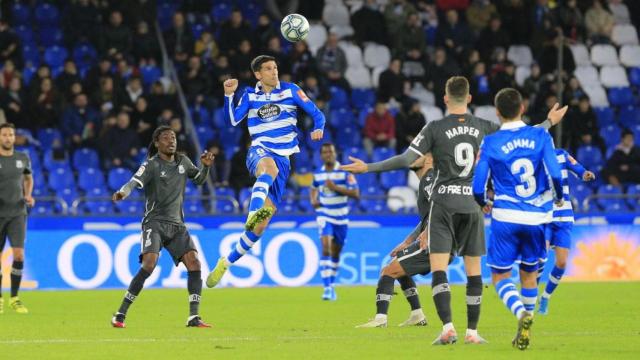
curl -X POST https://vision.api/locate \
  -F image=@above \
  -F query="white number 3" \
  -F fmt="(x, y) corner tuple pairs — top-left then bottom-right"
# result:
(511, 158), (537, 197)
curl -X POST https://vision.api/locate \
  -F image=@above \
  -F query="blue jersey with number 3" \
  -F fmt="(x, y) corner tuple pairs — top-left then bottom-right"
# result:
(472, 121), (563, 225)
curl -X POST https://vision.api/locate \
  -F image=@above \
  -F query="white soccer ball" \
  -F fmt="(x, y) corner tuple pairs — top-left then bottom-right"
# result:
(280, 13), (309, 42)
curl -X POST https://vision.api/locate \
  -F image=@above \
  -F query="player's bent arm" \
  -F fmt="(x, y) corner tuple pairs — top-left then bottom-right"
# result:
(542, 135), (564, 202)
(472, 154), (491, 207)
(191, 165), (210, 185)
(565, 153), (588, 178)
(23, 173), (34, 198)
(117, 179), (140, 199)
(310, 187), (319, 207)
(533, 119), (553, 130)
(367, 148), (421, 173)
(332, 186), (360, 200)
(224, 91), (250, 127)
(292, 84), (325, 131)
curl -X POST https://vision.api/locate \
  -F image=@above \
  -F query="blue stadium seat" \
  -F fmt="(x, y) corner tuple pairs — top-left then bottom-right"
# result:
(35, 3), (60, 27)
(22, 45), (40, 67)
(351, 89), (376, 109)
(196, 125), (216, 145)
(11, 3), (31, 25)
(44, 45), (68, 69)
(293, 150), (312, 173)
(629, 67), (640, 87)
(107, 167), (133, 191)
(157, 3), (177, 30)
(576, 145), (604, 171)
(631, 124), (640, 142)
(72, 43), (98, 69)
(14, 25), (35, 46)
(48, 167), (75, 191)
(16, 146), (41, 171)
(186, 199), (206, 214)
(238, 187), (252, 211)
(211, 3), (232, 23)
(617, 105), (640, 129)
(38, 27), (64, 47)
(593, 107), (615, 127)
(571, 184), (593, 211)
(57, 187), (78, 209)
(335, 125), (362, 150)
(241, 2), (262, 27)
(190, 106), (212, 126)
(329, 108), (355, 129)
(184, 181), (200, 197)
(380, 170), (407, 189)
(626, 184), (640, 210)
(214, 187), (237, 214)
(329, 86), (350, 110)
(135, 148), (148, 164)
(77, 168), (105, 192)
(356, 172), (379, 188)
(601, 124), (622, 148)
(84, 187), (112, 215)
(359, 186), (386, 213)
(218, 126), (242, 149)
(191, 23), (207, 39)
(72, 148), (100, 170)
(341, 147), (368, 164)
(358, 106), (374, 127)
(606, 145), (617, 159)
(212, 107), (225, 128)
(37, 128), (62, 149)
(43, 149), (70, 171)
(372, 147), (396, 163)
(596, 184), (626, 211)
(608, 87), (634, 107)
(140, 65), (162, 87)
(298, 188), (314, 212)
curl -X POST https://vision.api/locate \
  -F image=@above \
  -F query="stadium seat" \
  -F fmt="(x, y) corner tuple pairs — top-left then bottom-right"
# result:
(11, 3), (31, 25)
(22, 45), (40, 67)
(576, 145), (604, 170)
(16, 146), (41, 170)
(380, 170), (407, 190)
(507, 45), (533, 67)
(190, 106), (212, 126)
(157, 3), (177, 30)
(48, 167), (75, 191)
(191, 23), (207, 40)
(293, 150), (312, 173)
(574, 66), (601, 87)
(617, 106), (640, 129)
(329, 86), (350, 110)
(211, 3), (232, 22)
(571, 184), (592, 211)
(600, 66), (629, 88)
(359, 186), (386, 213)
(38, 27), (64, 47)
(186, 199), (206, 214)
(409, 83), (435, 106)
(515, 66), (531, 87)
(298, 188), (315, 213)
(345, 66), (372, 89)
(590, 44), (619, 66)
(619, 45), (640, 67)
(107, 167), (133, 191)
(57, 187), (78, 210)
(626, 184), (640, 210)
(335, 125), (361, 149)
(196, 125), (216, 145)
(72, 43), (98, 69)
(307, 23), (328, 55)
(601, 124), (622, 148)
(115, 198), (143, 215)
(474, 106), (500, 124)
(214, 187), (238, 214)
(339, 41), (364, 67)
(14, 25), (35, 46)
(570, 44), (591, 66)
(612, 24), (639, 46)
(593, 107), (615, 127)
(43, 149), (70, 171)
(387, 186), (417, 213)
(421, 105), (445, 123)
(84, 187), (112, 215)
(329, 108), (355, 129)
(342, 147), (368, 164)
(322, 3), (350, 27)
(218, 126), (242, 149)
(372, 147), (395, 163)
(330, 25), (355, 39)
(140, 65), (162, 87)
(240, 2), (262, 27)
(356, 172), (379, 188)
(596, 184), (626, 211)
(363, 43), (391, 69)
(239, 187), (252, 211)
(43, 45), (68, 69)
(279, 192), (299, 214)
(72, 148), (100, 170)
(77, 168), (105, 192)
(371, 66), (386, 88)
(607, 87), (634, 107)
(35, 3), (60, 26)
(631, 124), (640, 142)
(351, 89), (376, 109)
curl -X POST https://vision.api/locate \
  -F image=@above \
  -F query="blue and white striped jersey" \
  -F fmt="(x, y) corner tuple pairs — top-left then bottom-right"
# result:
(553, 148), (587, 223)
(472, 121), (563, 225)
(312, 162), (358, 225)
(224, 81), (325, 156)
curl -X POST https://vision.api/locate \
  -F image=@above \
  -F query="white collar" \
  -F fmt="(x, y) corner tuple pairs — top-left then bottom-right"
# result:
(255, 81), (281, 93)
(321, 161), (341, 171)
(500, 120), (527, 130)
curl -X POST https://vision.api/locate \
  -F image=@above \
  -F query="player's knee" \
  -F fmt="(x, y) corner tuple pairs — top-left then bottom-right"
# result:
(556, 257), (567, 269)
(184, 252), (201, 270)
(13, 252), (24, 261)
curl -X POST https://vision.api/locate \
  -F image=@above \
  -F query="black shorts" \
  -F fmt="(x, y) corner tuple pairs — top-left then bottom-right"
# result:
(427, 203), (485, 256)
(397, 241), (431, 276)
(0, 216), (26, 249)
(140, 221), (196, 266)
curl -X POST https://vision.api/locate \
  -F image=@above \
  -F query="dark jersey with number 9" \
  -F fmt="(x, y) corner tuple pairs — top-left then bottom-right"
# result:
(409, 114), (500, 213)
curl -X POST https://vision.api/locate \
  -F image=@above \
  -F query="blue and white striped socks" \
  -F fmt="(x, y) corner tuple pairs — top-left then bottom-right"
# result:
(496, 278), (526, 319)
(543, 266), (565, 299)
(520, 287), (538, 312)
(320, 256), (332, 288)
(248, 174), (274, 212)
(228, 231), (261, 263)
(329, 257), (339, 285)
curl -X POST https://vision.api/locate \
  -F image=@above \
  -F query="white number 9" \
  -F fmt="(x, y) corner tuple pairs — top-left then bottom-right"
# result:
(454, 142), (474, 177)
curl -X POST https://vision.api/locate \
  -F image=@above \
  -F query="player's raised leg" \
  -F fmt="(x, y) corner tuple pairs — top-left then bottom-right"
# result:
(182, 250), (211, 327)
(539, 245), (569, 315)
(245, 157), (278, 231)
(112, 252), (158, 328)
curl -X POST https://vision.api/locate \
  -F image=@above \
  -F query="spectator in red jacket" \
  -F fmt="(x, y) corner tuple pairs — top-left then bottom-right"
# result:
(363, 100), (396, 156)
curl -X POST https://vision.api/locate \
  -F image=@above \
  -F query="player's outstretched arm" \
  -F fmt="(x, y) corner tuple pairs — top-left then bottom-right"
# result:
(189, 151), (214, 185)
(341, 148), (421, 174)
(223, 79), (250, 126)
(563, 150), (595, 181)
(114, 162), (153, 201)
(534, 103), (569, 130)
(291, 84), (325, 141)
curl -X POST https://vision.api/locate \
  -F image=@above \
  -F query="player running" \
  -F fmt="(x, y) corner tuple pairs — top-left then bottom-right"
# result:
(0, 123), (34, 315)
(538, 149), (595, 315)
(356, 154), (438, 329)
(110, 125), (214, 328)
(310, 143), (359, 301)
(472, 88), (564, 350)
(342, 77), (565, 345)
(206, 55), (325, 287)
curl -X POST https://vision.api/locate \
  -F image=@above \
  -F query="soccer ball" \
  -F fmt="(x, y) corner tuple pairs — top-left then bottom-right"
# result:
(280, 13), (309, 42)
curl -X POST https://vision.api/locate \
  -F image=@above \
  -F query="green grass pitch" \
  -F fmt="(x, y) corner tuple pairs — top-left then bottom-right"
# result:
(1, 282), (639, 359)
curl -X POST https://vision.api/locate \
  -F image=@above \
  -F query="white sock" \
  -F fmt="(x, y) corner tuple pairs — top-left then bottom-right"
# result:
(375, 314), (388, 321)
(466, 328), (478, 337)
(411, 309), (424, 317)
(443, 322), (455, 333)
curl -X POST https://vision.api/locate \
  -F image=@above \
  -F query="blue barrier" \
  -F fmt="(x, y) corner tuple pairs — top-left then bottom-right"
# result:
(3, 225), (639, 290)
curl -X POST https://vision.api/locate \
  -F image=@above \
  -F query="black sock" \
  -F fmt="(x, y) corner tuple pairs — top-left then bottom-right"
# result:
(376, 275), (395, 315)
(431, 271), (452, 325)
(118, 268), (151, 315)
(398, 276), (421, 311)
(0, 265), (3, 297)
(466, 275), (483, 330)
(10, 261), (24, 297)
(188, 271), (202, 317)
